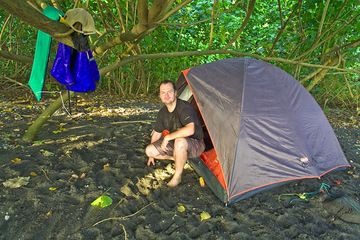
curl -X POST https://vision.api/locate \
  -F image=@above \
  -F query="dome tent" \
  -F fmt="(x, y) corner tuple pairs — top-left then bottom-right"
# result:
(176, 58), (350, 205)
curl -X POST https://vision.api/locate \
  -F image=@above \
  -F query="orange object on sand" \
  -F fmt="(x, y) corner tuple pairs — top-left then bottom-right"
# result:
(200, 148), (226, 189)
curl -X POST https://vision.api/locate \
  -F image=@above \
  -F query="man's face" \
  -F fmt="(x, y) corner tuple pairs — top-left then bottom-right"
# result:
(159, 83), (176, 105)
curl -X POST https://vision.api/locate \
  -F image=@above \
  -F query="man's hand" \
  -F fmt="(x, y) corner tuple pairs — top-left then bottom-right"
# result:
(161, 136), (170, 152)
(147, 157), (155, 166)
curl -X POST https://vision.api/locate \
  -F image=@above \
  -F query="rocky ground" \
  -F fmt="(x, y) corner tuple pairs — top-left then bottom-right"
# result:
(0, 94), (359, 240)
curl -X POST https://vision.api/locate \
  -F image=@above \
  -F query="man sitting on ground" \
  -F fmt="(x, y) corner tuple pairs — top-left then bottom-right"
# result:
(145, 80), (205, 187)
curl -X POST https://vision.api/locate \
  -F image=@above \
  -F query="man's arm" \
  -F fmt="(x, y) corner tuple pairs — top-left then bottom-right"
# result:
(147, 130), (162, 166)
(160, 123), (195, 151)
(150, 130), (162, 143)
(164, 123), (195, 141)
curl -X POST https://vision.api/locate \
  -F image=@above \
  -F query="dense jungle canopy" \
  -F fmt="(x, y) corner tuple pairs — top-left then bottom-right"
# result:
(0, 0), (359, 110)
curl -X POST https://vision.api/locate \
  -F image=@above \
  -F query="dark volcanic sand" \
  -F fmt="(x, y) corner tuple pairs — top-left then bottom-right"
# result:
(0, 96), (359, 240)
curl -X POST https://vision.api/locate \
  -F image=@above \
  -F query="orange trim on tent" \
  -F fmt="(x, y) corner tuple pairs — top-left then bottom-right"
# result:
(200, 149), (227, 189)
(182, 69), (190, 76)
(181, 70), (229, 195)
(228, 164), (351, 201)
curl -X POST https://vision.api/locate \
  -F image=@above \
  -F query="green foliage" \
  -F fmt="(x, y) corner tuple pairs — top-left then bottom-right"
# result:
(0, 0), (358, 109)
(0, 9), (37, 77)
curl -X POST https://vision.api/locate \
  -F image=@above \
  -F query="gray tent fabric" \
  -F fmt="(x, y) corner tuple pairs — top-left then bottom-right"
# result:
(179, 58), (350, 204)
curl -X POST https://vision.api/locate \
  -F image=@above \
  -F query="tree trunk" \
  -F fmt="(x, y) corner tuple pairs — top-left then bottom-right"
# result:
(22, 91), (73, 142)
(306, 55), (340, 92)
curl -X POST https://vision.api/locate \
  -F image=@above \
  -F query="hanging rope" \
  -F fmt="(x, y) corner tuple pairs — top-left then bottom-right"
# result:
(36, 90), (72, 116)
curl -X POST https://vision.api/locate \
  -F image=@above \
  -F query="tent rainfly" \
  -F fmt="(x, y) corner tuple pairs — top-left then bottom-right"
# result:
(176, 58), (350, 205)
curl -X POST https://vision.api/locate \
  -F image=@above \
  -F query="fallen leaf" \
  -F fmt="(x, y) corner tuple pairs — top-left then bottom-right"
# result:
(40, 150), (54, 157)
(199, 177), (205, 187)
(120, 185), (137, 197)
(200, 211), (211, 221)
(103, 163), (110, 172)
(30, 172), (38, 177)
(3, 177), (30, 188)
(46, 210), (53, 217)
(177, 204), (186, 213)
(91, 195), (113, 208)
(33, 140), (45, 146)
(71, 174), (79, 179)
(11, 157), (22, 164)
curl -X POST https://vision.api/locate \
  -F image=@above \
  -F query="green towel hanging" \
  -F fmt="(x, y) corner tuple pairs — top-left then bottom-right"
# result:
(28, 6), (63, 101)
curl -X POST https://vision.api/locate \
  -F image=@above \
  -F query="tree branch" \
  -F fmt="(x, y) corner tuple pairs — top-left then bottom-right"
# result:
(295, 12), (360, 61)
(342, 61), (354, 98)
(157, 18), (209, 27)
(0, 50), (33, 63)
(0, 0), (77, 49)
(154, 0), (192, 25)
(93, 0), (192, 56)
(0, 14), (11, 42)
(95, 0), (111, 31)
(316, 0), (330, 39)
(300, 59), (331, 84)
(277, 0), (283, 27)
(225, 0), (256, 48)
(209, 0), (217, 47)
(306, 54), (341, 91)
(269, 1), (301, 56)
(148, 0), (167, 23)
(324, 0), (349, 35)
(99, 49), (360, 77)
(137, 0), (148, 25)
(1, 76), (29, 88)
(114, 0), (126, 32)
(317, 38), (360, 58)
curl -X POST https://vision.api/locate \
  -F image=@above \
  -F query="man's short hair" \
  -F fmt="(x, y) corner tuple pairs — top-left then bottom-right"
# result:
(159, 80), (176, 91)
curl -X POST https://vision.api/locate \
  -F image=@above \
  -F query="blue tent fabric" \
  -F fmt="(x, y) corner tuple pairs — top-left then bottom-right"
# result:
(50, 43), (100, 92)
(177, 58), (350, 204)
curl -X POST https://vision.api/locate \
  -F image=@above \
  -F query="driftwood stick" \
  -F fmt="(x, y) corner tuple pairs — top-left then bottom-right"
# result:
(92, 202), (154, 226)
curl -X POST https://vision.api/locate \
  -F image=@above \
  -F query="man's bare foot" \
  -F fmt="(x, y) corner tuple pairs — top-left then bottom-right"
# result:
(167, 175), (182, 187)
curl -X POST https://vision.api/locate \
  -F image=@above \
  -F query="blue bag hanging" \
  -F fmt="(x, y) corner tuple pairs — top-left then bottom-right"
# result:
(50, 42), (76, 86)
(50, 43), (100, 92)
(67, 50), (100, 92)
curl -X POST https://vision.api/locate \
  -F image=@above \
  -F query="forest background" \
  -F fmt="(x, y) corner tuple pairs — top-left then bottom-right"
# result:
(0, 0), (359, 112)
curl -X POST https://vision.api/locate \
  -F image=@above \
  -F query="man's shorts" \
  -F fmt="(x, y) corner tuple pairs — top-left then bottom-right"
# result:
(152, 137), (205, 158)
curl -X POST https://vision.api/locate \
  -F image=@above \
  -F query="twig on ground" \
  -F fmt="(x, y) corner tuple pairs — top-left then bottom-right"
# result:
(40, 167), (52, 182)
(111, 198), (126, 213)
(92, 202), (154, 226)
(120, 224), (127, 240)
(110, 120), (154, 125)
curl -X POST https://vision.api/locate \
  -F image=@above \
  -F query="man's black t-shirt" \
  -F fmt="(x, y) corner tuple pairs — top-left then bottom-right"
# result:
(154, 99), (203, 140)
